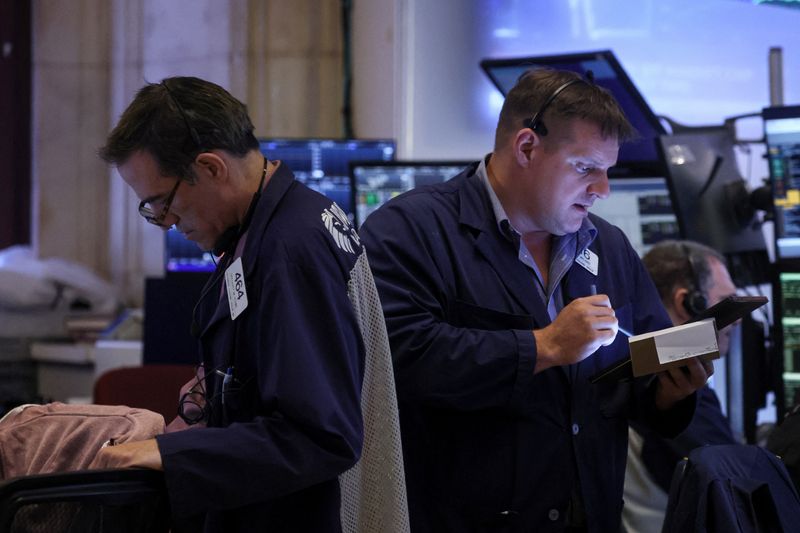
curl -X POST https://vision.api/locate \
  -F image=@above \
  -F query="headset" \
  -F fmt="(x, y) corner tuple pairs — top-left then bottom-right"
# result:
(161, 80), (203, 149)
(178, 363), (246, 425)
(524, 72), (593, 136)
(681, 243), (708, 317)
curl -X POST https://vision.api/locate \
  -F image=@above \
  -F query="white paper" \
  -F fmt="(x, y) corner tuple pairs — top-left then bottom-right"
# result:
(653, 319), (718, 364)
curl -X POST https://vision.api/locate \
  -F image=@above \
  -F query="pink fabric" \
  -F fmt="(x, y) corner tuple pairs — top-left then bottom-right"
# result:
(0, 402), (164, 480)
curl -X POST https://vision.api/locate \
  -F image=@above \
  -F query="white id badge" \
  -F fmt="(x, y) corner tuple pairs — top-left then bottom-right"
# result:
(576, 247), (599, 276)
(225, 257), (249, 320)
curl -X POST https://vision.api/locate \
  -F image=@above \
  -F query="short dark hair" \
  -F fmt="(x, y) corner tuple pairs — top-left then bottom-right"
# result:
(494, 68), (637, 150)
(642, 239), (726, 303)
(99, 76), (260, 180)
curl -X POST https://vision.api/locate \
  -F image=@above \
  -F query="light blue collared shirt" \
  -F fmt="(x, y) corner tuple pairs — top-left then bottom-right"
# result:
(476, 155), (597, 321)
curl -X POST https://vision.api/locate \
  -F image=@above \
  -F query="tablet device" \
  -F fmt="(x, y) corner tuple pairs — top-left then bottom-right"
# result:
(588, 295), (768, 384)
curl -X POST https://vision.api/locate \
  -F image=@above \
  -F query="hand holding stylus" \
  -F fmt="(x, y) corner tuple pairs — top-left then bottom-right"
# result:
(532, 284), (622, 373)
(590, 284), (632, 337)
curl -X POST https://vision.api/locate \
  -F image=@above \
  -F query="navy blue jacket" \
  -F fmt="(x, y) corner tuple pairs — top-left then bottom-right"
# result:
(663, 444), (800, 532)
(360, 163), (695, 533)
(156, 163), (365, 532)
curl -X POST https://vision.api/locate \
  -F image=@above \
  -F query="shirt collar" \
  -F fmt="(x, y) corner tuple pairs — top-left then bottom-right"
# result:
(477, 154), (516, 239)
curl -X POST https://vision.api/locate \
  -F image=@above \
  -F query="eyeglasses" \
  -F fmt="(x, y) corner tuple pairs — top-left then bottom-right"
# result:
(136, 80), (201, 227)
(138, 178), (182, 227)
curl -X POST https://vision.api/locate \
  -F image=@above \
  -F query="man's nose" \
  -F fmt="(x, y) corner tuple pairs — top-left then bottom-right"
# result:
(589, 172), (610, 199)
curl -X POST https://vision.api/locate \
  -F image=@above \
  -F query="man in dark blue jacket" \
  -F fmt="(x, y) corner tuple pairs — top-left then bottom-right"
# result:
(93, 77), (381, 532)
(360, 68), (712, 532)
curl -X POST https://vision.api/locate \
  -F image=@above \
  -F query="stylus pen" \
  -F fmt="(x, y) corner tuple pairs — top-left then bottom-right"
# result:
(590, 284), (633, 337)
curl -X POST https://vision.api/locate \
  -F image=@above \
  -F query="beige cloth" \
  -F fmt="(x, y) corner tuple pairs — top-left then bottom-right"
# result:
(0, 402), (164, 480)
(339, 251), (410, 533)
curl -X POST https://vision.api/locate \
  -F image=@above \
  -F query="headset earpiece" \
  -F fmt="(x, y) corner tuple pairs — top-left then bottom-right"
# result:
(683, 288), (708, 317)
(681, 244), (708, 317)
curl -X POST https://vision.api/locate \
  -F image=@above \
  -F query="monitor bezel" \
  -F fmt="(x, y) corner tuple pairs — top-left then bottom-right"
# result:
(656, 129), (767, 256)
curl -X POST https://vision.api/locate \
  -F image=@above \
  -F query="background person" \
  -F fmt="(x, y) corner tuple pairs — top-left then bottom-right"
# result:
(623, 239), (739, 533)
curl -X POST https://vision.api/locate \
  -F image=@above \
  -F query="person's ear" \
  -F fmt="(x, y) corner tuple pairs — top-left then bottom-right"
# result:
(672, 287), (693, 323)
(194, 152), (227, 183)
(513, 128), (541, 167)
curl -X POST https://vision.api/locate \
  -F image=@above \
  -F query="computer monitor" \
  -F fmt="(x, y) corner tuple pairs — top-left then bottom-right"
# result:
(480, 50), (666, 170)
(658, 129), (766, 256)
(165, 229), (216, 273)
(163, 138), (397, 273)
(764, 105), (800, 260)
(589, 172), (680, 257)
(350, 161), (470, 226)
(777, 271), (800, 409)
(258, 137), (396, 219)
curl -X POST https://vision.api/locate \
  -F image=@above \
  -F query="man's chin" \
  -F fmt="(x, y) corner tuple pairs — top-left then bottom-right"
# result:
(554, 220), (583, 236)
(185, 233), (213, 253)
(196, 241), (214, 253)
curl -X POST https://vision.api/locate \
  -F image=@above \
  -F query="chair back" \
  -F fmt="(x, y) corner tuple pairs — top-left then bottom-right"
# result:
(0, 468), (169, 533)
(94, 364), (195, 422)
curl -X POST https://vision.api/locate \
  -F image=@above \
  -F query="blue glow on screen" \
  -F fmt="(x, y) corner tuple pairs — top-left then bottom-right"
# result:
(476, 0), (800, 126)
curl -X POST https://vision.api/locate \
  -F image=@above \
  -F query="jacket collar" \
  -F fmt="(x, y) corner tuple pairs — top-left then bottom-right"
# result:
(456, 165), (551, 329)
(196, 161), (296, 337)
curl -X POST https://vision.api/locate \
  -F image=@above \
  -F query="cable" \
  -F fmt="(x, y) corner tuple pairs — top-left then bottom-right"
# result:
(340, 0), (354, 138)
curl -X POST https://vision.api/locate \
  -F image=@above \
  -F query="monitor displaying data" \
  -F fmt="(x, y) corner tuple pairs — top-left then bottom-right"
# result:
(589, 176), (680, 257)
(779, 272), (800, 404)
(164, 229), (217, 273)
(259, 137), (396, 219)
(351, 161), (469, 226)
(163, 138), (396, 273)
(765, 106), (800, 260)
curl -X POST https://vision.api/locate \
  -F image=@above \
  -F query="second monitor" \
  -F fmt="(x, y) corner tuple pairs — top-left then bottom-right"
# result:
(351, 161), (470, 226)
(765, 105), (800, 260)
(588, 174), (681, 257)
(259, 137), (396, 220)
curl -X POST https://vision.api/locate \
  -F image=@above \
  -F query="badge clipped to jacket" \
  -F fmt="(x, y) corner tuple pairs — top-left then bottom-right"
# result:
(225, 257), (249, 320)
(575, 247), (599, 276)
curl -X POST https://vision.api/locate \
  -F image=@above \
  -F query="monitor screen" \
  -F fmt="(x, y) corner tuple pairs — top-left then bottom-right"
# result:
(165, 229), (217, 273)
(351, 161), (470, 226)
(258, 137), (396, 219)
(163, 138), (396, 273)
(764, 105), (800, 260)
(480, 50), (666, 170)
(778, 271), (800, 405)
(658, 129), (766, 255)
(589, 174), (680, 257)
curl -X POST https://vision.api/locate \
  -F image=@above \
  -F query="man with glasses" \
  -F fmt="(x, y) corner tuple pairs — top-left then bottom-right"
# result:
(359, 68), (712, 532)
(94, 77), (384, 532)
